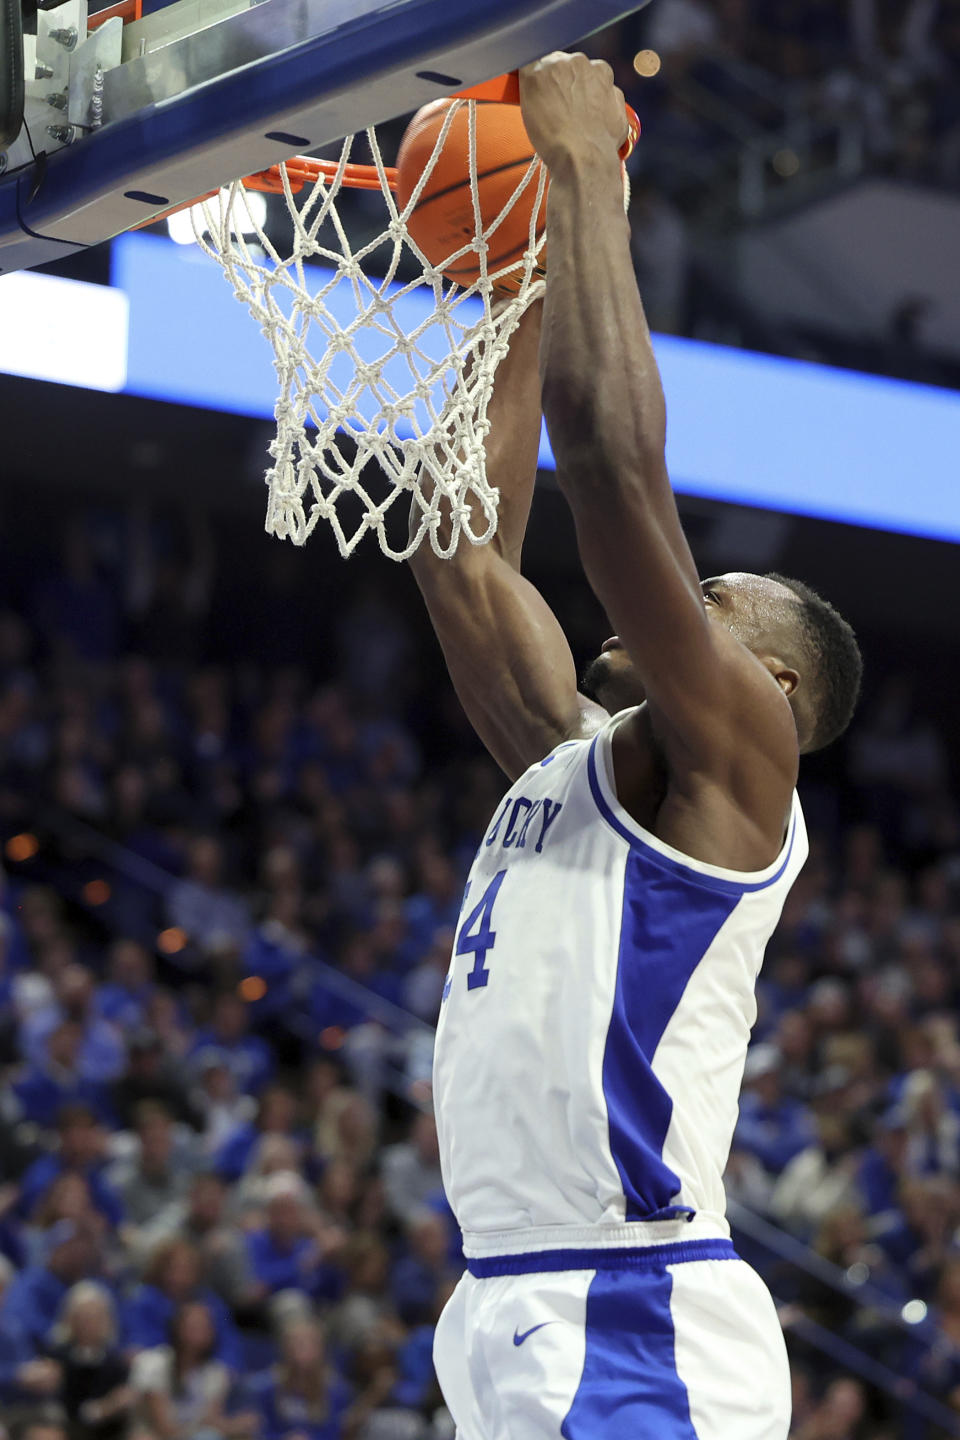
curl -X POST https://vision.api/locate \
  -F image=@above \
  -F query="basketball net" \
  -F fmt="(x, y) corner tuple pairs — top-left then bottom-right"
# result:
(192, 100), (548, 560)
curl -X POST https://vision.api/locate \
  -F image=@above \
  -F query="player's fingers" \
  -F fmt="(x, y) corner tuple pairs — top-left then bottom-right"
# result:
(520, 52), (573, 75)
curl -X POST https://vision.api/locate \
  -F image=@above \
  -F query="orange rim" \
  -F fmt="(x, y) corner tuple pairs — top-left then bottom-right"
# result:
(244, 157), (398, 195)
(88, 0), (142, 30)
(130, 73), (639, 230)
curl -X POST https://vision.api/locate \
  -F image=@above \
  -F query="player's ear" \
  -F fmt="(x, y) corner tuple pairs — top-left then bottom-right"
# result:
(761, 656), (800, 698)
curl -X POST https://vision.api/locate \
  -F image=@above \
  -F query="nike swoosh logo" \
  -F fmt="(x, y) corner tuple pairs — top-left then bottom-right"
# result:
(513, 1322), (553, 1347)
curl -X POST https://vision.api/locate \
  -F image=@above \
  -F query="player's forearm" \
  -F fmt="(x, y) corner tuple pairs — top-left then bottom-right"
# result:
(480, 295), (543, 569)
(410, 297), (542, 576)
(540, 155), (668, 506)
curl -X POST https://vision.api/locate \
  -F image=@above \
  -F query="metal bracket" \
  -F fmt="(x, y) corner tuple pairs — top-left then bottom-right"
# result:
(69, 16), (123, 128)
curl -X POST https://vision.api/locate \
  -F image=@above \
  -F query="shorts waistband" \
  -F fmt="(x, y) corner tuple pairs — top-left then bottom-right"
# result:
(461, 1214), (730, 1260)
(466, 1238), (738, 1278)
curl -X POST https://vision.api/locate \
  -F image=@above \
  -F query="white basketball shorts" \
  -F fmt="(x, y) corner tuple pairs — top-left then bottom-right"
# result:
(433, 1238), (791, 1439)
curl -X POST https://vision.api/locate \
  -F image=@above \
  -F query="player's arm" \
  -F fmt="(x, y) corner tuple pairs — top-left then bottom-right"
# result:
(519, 56), (797, 794)
(409, 299), (605, 779)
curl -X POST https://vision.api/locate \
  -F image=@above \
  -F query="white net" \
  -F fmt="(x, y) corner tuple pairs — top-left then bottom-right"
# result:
(192, 100), (547, 560)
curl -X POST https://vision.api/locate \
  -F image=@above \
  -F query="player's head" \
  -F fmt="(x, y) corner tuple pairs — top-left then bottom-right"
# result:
(582, 572), (861, 754)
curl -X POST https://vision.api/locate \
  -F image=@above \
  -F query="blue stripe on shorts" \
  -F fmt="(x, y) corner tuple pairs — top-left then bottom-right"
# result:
(561, 1265), (702, 1439)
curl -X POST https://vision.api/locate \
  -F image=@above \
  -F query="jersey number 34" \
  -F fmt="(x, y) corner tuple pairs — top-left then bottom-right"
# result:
(455, 870), (507, 992)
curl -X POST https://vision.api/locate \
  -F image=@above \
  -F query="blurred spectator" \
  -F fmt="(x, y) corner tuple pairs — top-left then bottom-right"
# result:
(134, 1174), (259, 1311)
(645, 0), (720, 60)
(214, 1086), (305, 1184)
(792, 1377), (870, 1440)
(403, 856), (461, 959)
(45, 1282), (132, 1440)
(166, 839), (250, 959)
(734, 1043), (816, 1175)
(15, 1107), (121, 1231)
(19, 967), (126, 1086)
(93, 943), (155, 1035)
(30, 521), (120, 665)
(857, 1107), (910, 1218)
(11, 1023), (113, 1130)
(244, 1315), (352, 1440)
(190, 993), (274, 1097)
(328, 1236), (393, 1355)
(381, 1114), (443, 1227)
(402, 932), (452, 1027)
(9, 1419), (69, 1440)
(21, 1175), (109, 1276)
(874, 1175), (960, 1300)
(109, 1102), (197, 1234)
(390, 1211), (458, 1328)
(121, 1239), (241, 1369)
(128, 1300), (253, 1440)
(770, 1113), (863, 1237)
(110, 1030), (198, 1134)
(0, 1221), (105, 1360)
(191, 1056), (257, 1159)
(244, 1172), (343, 1303)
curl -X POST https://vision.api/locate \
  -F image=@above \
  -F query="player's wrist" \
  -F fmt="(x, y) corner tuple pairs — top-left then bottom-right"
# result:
(544, 143), (624, 199)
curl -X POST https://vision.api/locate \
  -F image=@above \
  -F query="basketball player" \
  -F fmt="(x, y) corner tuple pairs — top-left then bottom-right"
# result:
(410, 52), (862, 1439)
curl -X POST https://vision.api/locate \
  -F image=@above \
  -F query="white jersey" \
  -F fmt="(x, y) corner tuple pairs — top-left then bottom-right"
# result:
(433, 708), (808, 1258)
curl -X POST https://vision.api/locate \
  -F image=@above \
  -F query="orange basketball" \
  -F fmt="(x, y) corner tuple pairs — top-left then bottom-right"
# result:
(396, 99), (548, 293)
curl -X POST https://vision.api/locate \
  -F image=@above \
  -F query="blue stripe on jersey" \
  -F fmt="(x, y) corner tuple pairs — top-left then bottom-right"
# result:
(560, 1267), (700, 1439)
(604, 848), (742, 1219)
(586, 735), (796, 895)
(466, 1238), (737, 1276)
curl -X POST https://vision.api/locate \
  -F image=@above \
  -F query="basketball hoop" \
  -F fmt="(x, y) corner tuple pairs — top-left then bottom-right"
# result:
(187, 75), (639, 560)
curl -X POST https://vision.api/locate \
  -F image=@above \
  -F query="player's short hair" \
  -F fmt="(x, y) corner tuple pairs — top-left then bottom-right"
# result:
(765, 574), (862, 752)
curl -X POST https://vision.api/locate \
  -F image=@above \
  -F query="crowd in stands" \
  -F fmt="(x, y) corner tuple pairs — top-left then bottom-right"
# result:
(623, 0), (960, 192)
(0, 504), (959, 1440)
(601, 0), (960, 358)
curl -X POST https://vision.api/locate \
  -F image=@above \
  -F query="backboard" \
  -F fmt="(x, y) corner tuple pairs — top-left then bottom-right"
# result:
(0, 0), (653, 275)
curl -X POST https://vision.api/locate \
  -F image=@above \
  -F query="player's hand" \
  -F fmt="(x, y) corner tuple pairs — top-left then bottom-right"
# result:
(519, 53), (628, 173)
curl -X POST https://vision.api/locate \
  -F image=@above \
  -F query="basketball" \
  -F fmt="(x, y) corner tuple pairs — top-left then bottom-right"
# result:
(396, 99), (548, 293)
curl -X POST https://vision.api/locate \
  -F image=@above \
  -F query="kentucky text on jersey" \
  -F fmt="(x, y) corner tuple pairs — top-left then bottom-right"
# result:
(483, 795), (563, 853)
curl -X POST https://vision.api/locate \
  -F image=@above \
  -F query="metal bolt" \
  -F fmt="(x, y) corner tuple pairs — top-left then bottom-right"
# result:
(34, 62), (55, 80)
(48, 26), (78, 50)
(46, 123), (78, 144)
(46, 92), (68, 111)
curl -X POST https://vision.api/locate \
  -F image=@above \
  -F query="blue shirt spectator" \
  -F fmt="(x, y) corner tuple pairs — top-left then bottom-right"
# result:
(13, 1105), (121, 1229)
(734, 1046), (815, 1174)
(244, 1315), (352, 1440)
(93, 939), (156, 1033)
(404, 854), (463, 956)
(123, 1282), (241, 1368)
(12, 1022), (114, 1128)
(0, 1222), (105, 1353)
(245, 1175), (342, 1303)
(190, 992), (274, 1096)
(213, 1085), (303, 1182)
(858, 1110), (911, 1217)
(21, 966), (126, 1084)
(17, 1155), (123, 1231)
(391, 1324), (437, 1410)
(166, 836), (250, 955)
(390, 1211), (457, 1327)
